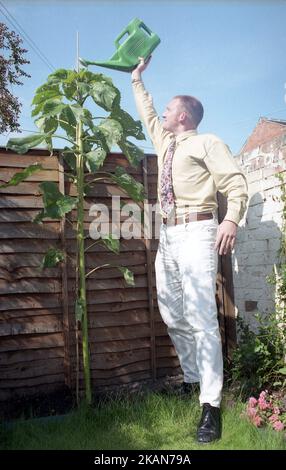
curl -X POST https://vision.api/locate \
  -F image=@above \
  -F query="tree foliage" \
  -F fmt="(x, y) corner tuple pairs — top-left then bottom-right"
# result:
(0, 22), (30, 133)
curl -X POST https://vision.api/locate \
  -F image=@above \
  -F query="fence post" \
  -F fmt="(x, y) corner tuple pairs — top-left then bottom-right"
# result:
(217, 192), (237, 358)
(142, 155), (157, 381)
(58, 153), (71, 387)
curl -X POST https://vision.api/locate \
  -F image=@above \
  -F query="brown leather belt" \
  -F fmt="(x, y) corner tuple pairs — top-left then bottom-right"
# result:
(162, 212), (213, 225)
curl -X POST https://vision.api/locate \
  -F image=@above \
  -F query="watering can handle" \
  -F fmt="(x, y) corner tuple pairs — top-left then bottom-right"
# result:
(114, 25), (131, 49)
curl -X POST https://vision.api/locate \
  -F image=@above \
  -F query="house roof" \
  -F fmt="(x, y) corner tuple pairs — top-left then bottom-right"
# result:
(239, 117), (286, 154)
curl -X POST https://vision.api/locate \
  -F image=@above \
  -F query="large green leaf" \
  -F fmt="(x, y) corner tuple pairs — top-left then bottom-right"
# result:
(78, 69), (114, 86)
(32, 88), (62, 106)
(81, 109), (94, 129)
(42, 248), (65, 268)
(61, 147), (77, 171)
(59, 106), (77, 138)
(0, 164), (43, 188)
(47, 69), (70, 84)
(111, 108), (145, 141)
(90, 81), (119, 111)
(85, 148), (107, 173)
(98, 119), (123, 149)
(86, 128), (110, 154)
(98, 235), (120, 254)
(35, 82), (60, 95)
(118, 140), (144, 167)
(117, 267), (135, 286)
(42, 99), (65, 118)
(111, 167), (145, 202)
(61, 70), (78, 100)
(34, 181), (77, 223)
(6, 134), (48, 154)
(69, 104), (85, 121)
(35, 116), (58, 134)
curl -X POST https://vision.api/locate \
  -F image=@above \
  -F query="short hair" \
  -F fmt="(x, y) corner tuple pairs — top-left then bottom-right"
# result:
(174, 95), (204, 128)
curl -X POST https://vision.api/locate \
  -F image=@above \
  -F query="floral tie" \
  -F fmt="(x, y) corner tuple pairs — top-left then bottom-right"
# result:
(160, 139), (176, 216)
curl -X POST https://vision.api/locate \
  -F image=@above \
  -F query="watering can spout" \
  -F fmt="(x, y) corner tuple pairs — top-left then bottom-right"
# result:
(79, 18), (160, 72)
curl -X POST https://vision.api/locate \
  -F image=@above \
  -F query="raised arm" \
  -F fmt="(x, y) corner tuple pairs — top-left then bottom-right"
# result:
(131, 57), (172, 155)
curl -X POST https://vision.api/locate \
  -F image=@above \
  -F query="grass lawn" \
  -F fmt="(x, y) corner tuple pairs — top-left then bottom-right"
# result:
(1, 392), (285, 450)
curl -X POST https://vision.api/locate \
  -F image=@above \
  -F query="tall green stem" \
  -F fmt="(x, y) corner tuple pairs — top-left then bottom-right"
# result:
(76, 119), (92, 405)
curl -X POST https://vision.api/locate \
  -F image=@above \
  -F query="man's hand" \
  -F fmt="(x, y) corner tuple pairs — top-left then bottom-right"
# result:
(214, 220), (237, 255)
(131, 56), (152, 81)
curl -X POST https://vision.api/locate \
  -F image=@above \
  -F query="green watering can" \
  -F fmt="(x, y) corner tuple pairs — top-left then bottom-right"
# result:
(79, 18), (160, 72)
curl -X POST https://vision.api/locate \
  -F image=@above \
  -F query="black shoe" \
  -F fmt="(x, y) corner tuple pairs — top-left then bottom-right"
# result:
(181, 382), (199, 396)
(197, 403), (222, 443)
(162, 381), (199, 398)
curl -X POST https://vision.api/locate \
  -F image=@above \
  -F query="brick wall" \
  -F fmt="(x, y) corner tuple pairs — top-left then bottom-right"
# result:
(233, 133), (286, 328)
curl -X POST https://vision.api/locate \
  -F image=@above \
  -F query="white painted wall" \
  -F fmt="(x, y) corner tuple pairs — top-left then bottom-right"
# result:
(233, 138), (286, 328)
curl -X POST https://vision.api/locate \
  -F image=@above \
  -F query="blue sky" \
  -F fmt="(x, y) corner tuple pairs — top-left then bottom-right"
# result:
(1, 0), (286, 154)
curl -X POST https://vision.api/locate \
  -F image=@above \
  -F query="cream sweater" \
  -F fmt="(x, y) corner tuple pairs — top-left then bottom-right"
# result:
(132, 80), (248, 225)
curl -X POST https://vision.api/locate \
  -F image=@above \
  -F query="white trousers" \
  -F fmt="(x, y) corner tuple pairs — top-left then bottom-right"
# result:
(155, 216), (223, 407)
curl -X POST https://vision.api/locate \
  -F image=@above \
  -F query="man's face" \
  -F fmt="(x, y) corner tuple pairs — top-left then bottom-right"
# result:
(162, 98), (184, 132)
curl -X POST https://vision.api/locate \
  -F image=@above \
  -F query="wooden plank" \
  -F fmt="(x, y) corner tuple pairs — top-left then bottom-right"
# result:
(81, 360), (152, 378)
(0, 167), (58, 182)
(72, 309), (150, 328)
(0, 209), (57, 223)
(86, 324), (152, 342)
(0, 181), (45, 195)
(84, 252), (146, 267)
(84, 275), (147, 292)
(67, 182), (130, 198)
(0, 373), (65, 389)
(0, 240), (59, 254)
(0, 333), (64, 352)
(89, 371), (151, 387)
(84, 288), (149, 305)
(0, 314), (62, 336)
(0, 253), (57, 268)
(0, 382), (65, 402)
(156, 346), (177, 358)
(0, 358), (64, 380)
(71, 238), (148, 253)
(0, 266), (61, 281)
(68, 265), (146, 280)
(79, 338), (151, 355)
(0, 278), (61, 295)
(217, 192), (236, 357)
(73, 348), (151, 370)
(0, 152), (58, 169)
(0, 222), (60, 238)
(81, 300), (149, 313)
(1, 307), (63, 320)
(0, 195), (44, 208)
(0, 293), (62, 311)
(156, 366), (181, 378)
(142, 154), (156, 381)
(58, 154), (71, 389)
(0, 347), (64, 365)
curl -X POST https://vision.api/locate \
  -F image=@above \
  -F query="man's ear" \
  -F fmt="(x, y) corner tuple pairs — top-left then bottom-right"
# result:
(179, 111), (187, 123)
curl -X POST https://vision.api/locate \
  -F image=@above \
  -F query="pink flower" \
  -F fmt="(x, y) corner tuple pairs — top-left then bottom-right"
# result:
(248, 397), (257, 407)
(258, 398), (269, 410)
(273, 421), (284, 431)
(273, 407), (280, 415)
(269, 414), (279, 423)
(253, 415), (263, 427)
(247, 407), (257, 417)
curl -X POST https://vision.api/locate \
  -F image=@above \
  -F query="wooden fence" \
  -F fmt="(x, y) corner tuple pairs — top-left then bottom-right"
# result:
(0, 148), (235, 402)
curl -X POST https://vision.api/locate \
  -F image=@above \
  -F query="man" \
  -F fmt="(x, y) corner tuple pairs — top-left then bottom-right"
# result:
(131, 57), (248, 443)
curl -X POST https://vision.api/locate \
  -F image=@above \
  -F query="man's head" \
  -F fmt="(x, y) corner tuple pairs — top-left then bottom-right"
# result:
(162, 95), (204, 134)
